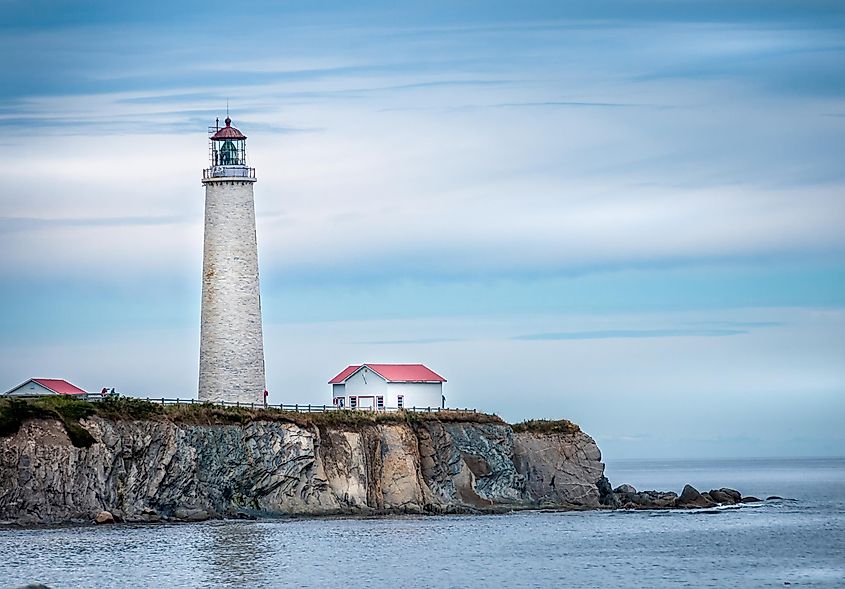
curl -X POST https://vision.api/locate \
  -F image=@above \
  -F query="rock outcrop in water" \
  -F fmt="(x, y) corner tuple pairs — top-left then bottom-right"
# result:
(599, 481), (759, 509)
(0, 410), (606, 525)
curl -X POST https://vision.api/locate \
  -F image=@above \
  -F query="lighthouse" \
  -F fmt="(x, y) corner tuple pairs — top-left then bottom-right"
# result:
(198, 116), (266, 404)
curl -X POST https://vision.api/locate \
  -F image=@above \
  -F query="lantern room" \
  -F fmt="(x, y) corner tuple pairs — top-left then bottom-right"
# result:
(203, 116), (256, 181)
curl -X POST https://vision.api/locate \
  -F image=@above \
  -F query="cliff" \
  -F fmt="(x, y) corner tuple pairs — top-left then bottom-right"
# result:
(0, 399), (605, 525)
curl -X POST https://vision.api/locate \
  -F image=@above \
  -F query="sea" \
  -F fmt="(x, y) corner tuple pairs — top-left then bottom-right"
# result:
(1, 457), (843, 588)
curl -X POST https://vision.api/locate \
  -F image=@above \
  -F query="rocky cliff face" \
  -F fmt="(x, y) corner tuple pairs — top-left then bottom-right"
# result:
(0, 416), (605, 525)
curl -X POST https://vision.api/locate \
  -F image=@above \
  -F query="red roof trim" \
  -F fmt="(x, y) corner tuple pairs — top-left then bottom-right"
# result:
(328, 364), (446, 384)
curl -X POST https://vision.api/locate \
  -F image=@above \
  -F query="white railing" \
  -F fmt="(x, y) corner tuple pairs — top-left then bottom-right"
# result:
(202, 166), (256, 179)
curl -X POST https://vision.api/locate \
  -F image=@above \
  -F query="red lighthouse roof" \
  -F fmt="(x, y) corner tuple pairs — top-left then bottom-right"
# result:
(211, 117), (246, 140)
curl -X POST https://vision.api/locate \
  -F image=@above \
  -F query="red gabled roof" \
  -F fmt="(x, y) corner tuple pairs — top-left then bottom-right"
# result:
(31, 378), (87, 395)
(329, 364), (446, 384)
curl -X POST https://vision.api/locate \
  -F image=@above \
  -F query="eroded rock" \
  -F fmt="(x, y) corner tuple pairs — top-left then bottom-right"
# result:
(94, 511), (114, 524)
(0, 416), (607, 524)
(675, 484), (716, 508)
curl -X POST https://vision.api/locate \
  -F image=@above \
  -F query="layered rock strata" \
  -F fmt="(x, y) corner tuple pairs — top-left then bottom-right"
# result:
(0, 416), (605, 525)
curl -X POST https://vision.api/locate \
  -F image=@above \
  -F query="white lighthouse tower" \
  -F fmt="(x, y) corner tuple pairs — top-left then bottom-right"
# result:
(198, 116), (266, 404)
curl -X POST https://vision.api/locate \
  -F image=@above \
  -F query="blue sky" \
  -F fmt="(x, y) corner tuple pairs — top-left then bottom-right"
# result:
(1, 0), (843, 458)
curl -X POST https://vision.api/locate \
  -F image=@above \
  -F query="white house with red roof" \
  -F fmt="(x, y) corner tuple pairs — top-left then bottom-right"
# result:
(3, 378), (88, 397)
(329, 364), (446, 410)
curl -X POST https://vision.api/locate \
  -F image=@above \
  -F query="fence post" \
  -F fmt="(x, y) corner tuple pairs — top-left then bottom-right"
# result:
(308, 404), (311, 413)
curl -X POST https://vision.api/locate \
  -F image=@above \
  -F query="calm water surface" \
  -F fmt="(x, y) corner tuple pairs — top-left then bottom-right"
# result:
(1, 458), (843, 588)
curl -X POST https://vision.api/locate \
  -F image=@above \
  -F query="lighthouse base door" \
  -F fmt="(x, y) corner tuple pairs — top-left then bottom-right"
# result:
(356, 396), (375, 410)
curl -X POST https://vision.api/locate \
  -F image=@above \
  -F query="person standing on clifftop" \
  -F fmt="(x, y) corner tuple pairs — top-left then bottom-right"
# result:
(263, 389), (268, 408)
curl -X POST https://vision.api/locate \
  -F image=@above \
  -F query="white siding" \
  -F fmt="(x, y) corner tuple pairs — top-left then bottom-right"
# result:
(3, 381), (56, 396)
(330, 372), (443, 410)
(386, 382), (442, 409)
(343, 368), (388, 398)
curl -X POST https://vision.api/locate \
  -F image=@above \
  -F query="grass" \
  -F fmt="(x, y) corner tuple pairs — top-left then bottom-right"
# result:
(511, 418), (581, 435)
(0, 395), (507, 446)
(3, 397), (585, 445)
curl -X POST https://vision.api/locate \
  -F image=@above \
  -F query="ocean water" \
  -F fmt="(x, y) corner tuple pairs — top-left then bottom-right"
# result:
(1, 458), (843, 588)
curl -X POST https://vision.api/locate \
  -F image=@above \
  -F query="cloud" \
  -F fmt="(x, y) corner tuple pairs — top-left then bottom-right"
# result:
(0, 0), (843, 463)
(511, 328), (747, 341)
(0, 215), (187, 231)
(378, 100), (673, 113)
(353, 337), (464, 345)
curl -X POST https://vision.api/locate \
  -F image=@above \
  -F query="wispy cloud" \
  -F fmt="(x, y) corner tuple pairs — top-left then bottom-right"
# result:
(0, 215), (188, 232)
(352, 337), (464, 345)
(512, 328), (747, 341)
(378, 100), (673, 113)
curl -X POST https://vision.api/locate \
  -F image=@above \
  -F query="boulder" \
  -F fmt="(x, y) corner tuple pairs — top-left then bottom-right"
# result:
(632, 492), (658, 506)
(94, 511), (115, 524)
(596, 476), (613, 498)
(675, 484), (716, 508)
(766, 496), (783, 501)
(720, 488), (742, 503)
(708, 489), (736, 505)
(173, 508), (211, 522)
(651, 498), (675, 508)
(740, 496), (761, 503)
(597, 477), (620, 507)
(614, 484), (637, 495)
(601, 493), (621, 508)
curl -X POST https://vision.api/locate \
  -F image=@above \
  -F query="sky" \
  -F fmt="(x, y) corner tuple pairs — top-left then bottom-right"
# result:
(1, 0), (843, 459)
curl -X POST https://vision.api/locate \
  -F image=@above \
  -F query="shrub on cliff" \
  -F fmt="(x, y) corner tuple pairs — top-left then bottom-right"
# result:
(95, 395), (166, 421)
(0, 396), (96, 447)
(0, 398), (43, 436)
(511, 419), (581, 435)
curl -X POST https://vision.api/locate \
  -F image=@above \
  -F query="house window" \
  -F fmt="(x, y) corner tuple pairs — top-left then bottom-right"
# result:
(377, 396), (384, 410)
(350, 396), (357, 409)
(397, 395), (404, 409)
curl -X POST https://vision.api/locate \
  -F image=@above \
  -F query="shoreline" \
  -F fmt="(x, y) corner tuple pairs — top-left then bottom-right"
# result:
(0, 397), (772, 528)
(1, 497), (783, 530)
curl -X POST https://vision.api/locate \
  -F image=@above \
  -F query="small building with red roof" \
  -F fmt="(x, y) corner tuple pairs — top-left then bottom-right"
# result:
(328, 364), (446, 410)
(3, 378), (88, 397)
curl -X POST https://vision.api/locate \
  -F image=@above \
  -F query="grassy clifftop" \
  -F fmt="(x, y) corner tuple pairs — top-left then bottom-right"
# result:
(0, 396), (98, 447)
(511, 419), (581, 435)
(0, 396), (505, 447)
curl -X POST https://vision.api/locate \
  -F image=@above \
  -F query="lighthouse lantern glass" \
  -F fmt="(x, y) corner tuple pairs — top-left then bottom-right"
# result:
(203, 117), (255, 180)
(212, 138), (246, 167)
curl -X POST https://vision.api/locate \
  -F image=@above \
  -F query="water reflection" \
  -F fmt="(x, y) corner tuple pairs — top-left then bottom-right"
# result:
(205, 521), (274, 587)
(1, 459), (843, 588)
